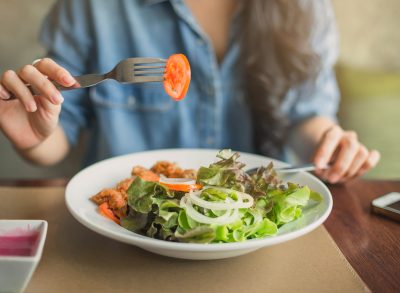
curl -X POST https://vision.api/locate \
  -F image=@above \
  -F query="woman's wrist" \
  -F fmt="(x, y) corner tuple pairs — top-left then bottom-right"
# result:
(288, 116), (337, 161)
(15, 126), (70, 166)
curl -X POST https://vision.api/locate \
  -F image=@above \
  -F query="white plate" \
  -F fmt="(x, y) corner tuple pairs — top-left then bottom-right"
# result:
(65, 149), (332, 260)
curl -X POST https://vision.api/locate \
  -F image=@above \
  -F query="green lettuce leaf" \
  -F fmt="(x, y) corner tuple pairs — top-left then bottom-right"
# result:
(146, 222), (158, 238)
(120, 209), (148, 232)
(175, 226), (216, 243)
(285, 186), (310, 206)
(254, 218), (278, 236)
(269, 185), (311, 226)
(127, 177), (171, 213)
(197, 149), (254, 193)
(178, 210), (198, 229)
(143, 198), (181, 240)
(310, 190), (323, 202)
(214, 225), (229, 242)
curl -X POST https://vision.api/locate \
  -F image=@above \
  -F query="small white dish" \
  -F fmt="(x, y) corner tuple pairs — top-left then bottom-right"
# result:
(0, 220), (47, 293)
(65, 149), (332, 260)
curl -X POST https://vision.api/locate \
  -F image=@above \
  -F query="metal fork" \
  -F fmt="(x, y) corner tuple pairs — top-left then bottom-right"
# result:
(246, 163), (329, 176)
(8, 57), (166, 99)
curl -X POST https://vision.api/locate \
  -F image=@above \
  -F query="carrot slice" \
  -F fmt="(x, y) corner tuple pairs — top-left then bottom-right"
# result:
(163, 54), (191, 101)
(98, 202), (120, 225)
(160, 182), (202, 192)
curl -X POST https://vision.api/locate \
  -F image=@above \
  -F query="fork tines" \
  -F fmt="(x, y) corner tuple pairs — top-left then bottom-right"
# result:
(133, 58), (166, 83)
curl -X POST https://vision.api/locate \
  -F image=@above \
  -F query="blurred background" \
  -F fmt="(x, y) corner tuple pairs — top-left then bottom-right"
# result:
(0, 0), (399, 179)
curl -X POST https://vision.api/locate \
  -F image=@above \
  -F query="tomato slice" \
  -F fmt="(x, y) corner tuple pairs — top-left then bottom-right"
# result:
(160, 182), (202, 192)
(163, 54), (191, 101)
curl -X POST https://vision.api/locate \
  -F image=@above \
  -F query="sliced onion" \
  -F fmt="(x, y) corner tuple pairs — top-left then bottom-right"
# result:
(159, 177), (196, 185)
(189, 192), (240, 210)
(180, 195), (239, 225)
(240, 193), (254, 206)
(178, 186), (254, 225)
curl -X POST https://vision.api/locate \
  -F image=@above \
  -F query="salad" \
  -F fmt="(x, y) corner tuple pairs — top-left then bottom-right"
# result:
(91, 150), (322, 243)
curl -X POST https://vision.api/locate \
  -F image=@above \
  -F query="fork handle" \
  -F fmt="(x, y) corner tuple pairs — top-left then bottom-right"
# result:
(60, 74), (107, 90)
(6, 74), (107, 100)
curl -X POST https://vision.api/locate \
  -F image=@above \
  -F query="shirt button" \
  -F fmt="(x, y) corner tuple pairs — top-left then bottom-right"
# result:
(127, 96), (137, 107)
(207, 137), (214, 145)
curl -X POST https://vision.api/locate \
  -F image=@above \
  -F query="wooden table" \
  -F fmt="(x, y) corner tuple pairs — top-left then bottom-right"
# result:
(324, 180), (400, 293)
(1, 179), (399, 292)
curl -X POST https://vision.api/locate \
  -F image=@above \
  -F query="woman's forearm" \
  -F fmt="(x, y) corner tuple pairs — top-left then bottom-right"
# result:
(17, 126), (70, 166)
(288, 116), (337, 161)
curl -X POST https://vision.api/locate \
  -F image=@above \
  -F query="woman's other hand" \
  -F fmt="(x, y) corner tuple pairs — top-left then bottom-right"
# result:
(313, 125), (380, 184)
(0, 58), (75, 151)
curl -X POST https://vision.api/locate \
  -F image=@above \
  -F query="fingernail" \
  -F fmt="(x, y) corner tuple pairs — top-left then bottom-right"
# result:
(316, 160), (325, 169)
(0, 88), (10, 100)
(62, 75), (75, 85)
(329, 174), (339, 183)
(26, 101), (37, 112)
(52, 93), (64, 104)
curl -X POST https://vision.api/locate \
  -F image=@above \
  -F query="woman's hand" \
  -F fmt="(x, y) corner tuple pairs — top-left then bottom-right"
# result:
(0, 58), (75, 151)
(313, 125), (380, 184)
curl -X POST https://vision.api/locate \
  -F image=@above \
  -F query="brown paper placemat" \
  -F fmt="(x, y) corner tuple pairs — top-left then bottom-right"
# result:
(0, 187), (369, 293)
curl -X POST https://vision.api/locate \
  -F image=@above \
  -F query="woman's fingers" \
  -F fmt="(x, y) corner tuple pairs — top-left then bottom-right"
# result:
(326, 132), (359, 183)
(34, 58), (75, 87)
(18, 64), (63, 105)
(0, 58), (72, 113)
(312, 125), (381, 183)
(313, 126), (343, 169)
(0, 83), (11, 100)
(336, 149), (380, 183)
(345, 145), (369, 178)
(355, 150), (380, 178)
(1, 70), (37, 112)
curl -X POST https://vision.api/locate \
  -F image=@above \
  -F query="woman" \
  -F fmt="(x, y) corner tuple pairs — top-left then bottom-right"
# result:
(0, 0), (379, 183)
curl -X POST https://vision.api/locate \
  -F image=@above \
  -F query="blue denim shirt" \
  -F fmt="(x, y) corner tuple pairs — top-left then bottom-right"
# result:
(40, 0), (339, 165)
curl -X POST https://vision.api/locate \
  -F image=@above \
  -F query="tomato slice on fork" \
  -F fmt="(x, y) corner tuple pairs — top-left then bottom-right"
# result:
(163, 54), (191, 101)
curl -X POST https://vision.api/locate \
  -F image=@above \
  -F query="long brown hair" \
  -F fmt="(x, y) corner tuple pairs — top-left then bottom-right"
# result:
(239, 0), (320, 157)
